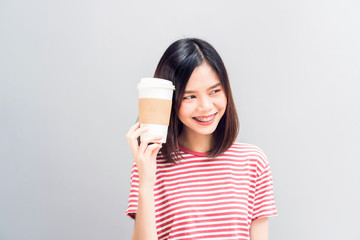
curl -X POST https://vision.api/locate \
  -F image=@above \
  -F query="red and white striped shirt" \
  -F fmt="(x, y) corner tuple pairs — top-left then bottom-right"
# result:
(126, 142), (278, 240)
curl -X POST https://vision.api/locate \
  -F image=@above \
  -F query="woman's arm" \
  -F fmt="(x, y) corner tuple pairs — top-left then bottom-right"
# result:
(250, 217), (269, 240)
(126, 122), (162, 240)
(131, 187), (157, 240)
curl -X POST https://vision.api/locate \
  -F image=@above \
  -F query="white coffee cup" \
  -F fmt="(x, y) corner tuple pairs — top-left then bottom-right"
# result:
(137, 78), (175, 143)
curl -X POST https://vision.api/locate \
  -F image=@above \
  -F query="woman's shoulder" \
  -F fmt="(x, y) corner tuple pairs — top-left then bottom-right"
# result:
(228, 142), (266, 154)
(227, 142), (269, 166)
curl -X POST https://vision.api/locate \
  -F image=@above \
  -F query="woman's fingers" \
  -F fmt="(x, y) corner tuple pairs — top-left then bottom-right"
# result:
(139, 135), (163, 153)
(126, 123), (149, 151)
(125, 122), (139, 145)
(145, 143), (162, 159)
(126, 123), (163, 161)
(127, 122), (140, 135)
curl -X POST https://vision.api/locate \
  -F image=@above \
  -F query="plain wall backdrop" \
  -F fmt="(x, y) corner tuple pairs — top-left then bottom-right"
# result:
(1, 0), (359, 239)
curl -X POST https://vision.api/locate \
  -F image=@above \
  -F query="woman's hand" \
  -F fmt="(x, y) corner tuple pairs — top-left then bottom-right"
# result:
(126, 122), (163, 189)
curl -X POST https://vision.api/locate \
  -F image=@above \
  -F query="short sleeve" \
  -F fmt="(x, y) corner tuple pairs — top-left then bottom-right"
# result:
(125, 161), (139, 219)
(252, 151), (278, 221)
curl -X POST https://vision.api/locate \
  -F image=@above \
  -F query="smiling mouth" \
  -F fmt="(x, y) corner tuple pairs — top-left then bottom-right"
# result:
(192, 113), (217, 122)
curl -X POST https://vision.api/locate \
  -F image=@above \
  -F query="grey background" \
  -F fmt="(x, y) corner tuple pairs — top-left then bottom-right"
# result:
(1, 0), (359, 239)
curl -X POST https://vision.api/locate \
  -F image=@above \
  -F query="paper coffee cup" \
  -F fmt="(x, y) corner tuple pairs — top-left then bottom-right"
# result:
(137, 78), (175, 143)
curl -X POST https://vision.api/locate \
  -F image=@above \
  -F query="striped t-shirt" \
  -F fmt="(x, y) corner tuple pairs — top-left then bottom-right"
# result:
(126, 142), (278, 240)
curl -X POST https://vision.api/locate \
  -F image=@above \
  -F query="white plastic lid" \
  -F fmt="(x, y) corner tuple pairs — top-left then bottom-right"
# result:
(137, 78), (175, 90)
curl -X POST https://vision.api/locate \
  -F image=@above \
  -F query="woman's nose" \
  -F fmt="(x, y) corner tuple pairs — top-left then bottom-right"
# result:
(198, 96), (212, 111)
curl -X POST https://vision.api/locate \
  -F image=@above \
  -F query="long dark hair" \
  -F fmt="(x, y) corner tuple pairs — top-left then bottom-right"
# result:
(154, 38), (239, 163)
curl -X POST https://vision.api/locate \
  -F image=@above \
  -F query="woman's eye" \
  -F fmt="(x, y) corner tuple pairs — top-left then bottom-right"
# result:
(210, 89), (221, 95)
(183, 95), (196, 100)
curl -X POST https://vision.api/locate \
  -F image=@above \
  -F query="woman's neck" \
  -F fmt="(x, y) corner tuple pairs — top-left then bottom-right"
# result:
(178, 132), (214, 153)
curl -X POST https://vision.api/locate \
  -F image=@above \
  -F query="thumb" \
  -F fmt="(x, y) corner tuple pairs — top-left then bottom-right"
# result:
(150, 143), (162, 158)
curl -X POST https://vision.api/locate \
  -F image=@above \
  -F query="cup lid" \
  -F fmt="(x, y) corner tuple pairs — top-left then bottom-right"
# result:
(138, 78), (175, 90)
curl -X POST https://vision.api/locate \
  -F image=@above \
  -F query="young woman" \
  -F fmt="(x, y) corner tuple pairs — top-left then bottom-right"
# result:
(126, 38), (277, 240)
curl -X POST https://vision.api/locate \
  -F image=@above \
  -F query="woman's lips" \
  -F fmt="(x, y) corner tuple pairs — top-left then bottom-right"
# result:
(192, 113), (217, 125)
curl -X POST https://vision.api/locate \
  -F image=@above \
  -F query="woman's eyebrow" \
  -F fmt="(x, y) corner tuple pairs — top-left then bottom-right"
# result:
(184, 83), (222, 94)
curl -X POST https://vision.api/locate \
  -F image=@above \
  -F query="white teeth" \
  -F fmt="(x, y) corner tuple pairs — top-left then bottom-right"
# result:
(194, 114), (216, 122)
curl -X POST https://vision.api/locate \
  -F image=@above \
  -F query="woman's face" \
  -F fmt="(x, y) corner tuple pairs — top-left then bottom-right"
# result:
(178, 62), (227, 139)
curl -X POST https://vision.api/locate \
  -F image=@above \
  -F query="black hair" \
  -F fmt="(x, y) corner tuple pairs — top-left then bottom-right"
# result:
(154, 38), (239, 163)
